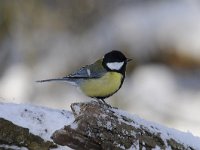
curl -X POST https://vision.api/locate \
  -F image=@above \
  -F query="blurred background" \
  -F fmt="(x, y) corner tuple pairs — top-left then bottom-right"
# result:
(0, 0), (200, 137)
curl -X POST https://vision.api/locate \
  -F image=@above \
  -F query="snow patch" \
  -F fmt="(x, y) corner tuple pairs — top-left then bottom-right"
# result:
(106, 121), (112, 130)
(1, 102), (200, 149)
(113, 108), (200, 149)
(73, 104), (81, 115)
(70, 122), (78, 129)
(0, 102), (74, 145)
(0, 145), (28, 150)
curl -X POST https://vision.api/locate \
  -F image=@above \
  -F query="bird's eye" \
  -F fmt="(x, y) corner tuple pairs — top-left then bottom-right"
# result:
(106, 62), (124, 70)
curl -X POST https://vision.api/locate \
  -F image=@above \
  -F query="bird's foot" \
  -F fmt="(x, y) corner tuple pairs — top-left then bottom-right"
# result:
(98, 99), (112, 108)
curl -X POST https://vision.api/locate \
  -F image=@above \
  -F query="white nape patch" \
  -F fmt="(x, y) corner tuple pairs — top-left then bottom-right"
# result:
(87, 69), (91, 76)
(106, 62), (124, 70)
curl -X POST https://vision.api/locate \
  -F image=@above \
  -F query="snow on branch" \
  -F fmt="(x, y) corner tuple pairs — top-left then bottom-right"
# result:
(0, 101), (200, 150)
(52, 101), (200, 150)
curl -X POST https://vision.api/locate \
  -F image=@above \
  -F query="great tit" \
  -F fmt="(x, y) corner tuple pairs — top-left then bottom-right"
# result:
(37, 50), (131, 104)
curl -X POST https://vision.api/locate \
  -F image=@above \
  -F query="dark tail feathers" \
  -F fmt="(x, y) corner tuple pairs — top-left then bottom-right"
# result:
(36, 78), (68, 83)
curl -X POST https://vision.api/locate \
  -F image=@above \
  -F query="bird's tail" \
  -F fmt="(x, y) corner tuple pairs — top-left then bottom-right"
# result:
(36, 78), (69, 83)
(36, 77), (77, 86)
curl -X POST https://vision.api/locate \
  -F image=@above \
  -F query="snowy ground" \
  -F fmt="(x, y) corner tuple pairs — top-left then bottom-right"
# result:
(0, 102), (200, 150)
(0, 102), (74, 150)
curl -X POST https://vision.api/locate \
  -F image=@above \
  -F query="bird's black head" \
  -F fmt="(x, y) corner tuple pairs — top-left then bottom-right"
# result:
(102, 50), (131, 74)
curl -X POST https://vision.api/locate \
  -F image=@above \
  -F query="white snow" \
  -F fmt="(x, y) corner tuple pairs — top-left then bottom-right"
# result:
(0, 145), (28, 150)
(113, 108), (200, 149)
(70, 122), (78, 129)
(72, 104), (81, 115)
(0, 102), (74, 150)
(106, 121), (112, 130)
(1, 102), (200, 149)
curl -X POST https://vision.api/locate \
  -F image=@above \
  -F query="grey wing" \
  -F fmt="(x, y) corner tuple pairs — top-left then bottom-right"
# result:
(65, 65), (106, 79)
(66, 66), (91, 78)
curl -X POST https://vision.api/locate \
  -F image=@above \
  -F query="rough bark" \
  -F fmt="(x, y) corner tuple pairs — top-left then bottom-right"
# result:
(0, 118), (56, 150)
(0, 101), (197, 150)
(52, 101), (195, 150)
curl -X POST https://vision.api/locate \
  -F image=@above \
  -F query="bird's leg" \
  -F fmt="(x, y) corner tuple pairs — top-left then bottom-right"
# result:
(99, 99), (112, 108)
(100, 99), (106, 104)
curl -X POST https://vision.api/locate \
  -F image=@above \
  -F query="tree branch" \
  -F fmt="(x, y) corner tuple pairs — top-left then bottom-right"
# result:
(52, 101), (195, 150)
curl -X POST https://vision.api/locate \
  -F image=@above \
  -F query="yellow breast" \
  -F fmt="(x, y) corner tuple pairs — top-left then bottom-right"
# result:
(80, 72), (123, 98)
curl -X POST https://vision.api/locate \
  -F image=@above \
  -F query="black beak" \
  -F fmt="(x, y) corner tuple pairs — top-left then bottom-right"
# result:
(126, 58), (132, 62)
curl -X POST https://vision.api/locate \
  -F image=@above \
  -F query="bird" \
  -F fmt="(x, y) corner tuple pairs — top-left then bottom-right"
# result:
(37, 50), (131, 105)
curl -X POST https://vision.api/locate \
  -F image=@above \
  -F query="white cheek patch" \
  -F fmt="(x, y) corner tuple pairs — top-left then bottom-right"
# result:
(106, 62), (124, 70)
